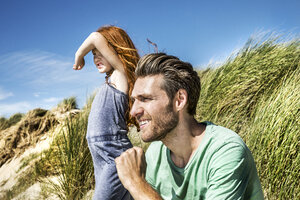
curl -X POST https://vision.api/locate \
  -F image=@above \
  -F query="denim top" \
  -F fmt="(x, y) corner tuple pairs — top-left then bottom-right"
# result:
(87, 83), (128, 139)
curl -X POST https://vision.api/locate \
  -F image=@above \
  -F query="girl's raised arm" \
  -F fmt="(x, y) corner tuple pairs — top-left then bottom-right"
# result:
(73, 32), (128, 93)
(73, 32), (124, 73)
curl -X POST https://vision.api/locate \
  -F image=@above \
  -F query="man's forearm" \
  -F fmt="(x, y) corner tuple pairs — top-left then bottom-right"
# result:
(126, 178), (162, 200)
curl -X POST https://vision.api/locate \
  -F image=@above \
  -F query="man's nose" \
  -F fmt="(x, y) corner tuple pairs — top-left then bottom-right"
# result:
(130, 101), (143, 118)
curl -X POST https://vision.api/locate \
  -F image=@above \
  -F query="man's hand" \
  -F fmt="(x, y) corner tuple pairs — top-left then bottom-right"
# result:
(115, 147), (146, 189)
(115, 147), (162, 200)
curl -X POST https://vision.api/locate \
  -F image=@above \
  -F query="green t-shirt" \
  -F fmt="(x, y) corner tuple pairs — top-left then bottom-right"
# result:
(145, 122), (264, 200)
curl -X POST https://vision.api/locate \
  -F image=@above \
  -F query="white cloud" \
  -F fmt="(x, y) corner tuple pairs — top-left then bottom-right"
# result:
(0, 87), (13, 100)
(43, 97), (61, 103)
(0, 102), (31, 117)
(0, 50), (100, 87)
(34, 93), (40, 98)
(0, 50), (103, 117)
(0, 99), (62, 117)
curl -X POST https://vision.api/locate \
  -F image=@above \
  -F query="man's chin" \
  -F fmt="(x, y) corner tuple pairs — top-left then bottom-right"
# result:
(141, 133), (152, 143)
(141, 131), (167, 143)
(140, 131), (156, 143)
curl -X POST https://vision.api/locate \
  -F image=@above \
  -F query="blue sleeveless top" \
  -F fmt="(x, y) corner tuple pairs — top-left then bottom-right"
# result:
(86, 83), (129, 141)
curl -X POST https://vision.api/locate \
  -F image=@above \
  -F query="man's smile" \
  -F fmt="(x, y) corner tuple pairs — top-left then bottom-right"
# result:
(138, 119), (150, 129)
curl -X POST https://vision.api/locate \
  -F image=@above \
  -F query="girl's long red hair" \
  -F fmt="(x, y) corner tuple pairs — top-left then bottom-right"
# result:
(97, 25), (139, 128)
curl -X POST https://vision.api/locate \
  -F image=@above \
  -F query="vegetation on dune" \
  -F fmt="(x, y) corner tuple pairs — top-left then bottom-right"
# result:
(56, 96), (78, 113)
(0, 108), (57, 167)
(47, 112), (94, 199)
(0, 97), (80, 200)
(0, 113), (24, 131)
(32, 97), (93, 199)
(246, 67), (299, 199)
(198, 35), (299, 133)
(197, 34), (299, 199)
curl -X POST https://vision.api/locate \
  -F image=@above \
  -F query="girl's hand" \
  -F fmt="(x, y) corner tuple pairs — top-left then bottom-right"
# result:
(73, 32), (95, 71)
(73, 55), (85, 70)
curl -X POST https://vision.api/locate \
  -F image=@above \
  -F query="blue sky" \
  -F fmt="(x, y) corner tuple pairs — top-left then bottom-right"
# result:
(0, 0), (299, 117)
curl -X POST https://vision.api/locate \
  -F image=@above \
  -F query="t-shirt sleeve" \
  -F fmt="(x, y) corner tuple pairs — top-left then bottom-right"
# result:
(206, 142), (255, 200)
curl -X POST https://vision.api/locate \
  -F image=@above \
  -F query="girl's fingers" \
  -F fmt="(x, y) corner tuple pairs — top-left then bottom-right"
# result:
(73, 65), (81, 70)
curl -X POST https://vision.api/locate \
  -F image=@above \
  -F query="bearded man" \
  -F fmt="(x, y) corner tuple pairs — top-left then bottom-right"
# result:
(115, 53), (264, 200)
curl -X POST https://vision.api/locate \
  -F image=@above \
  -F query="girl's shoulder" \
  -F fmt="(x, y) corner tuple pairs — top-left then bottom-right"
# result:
(110, 70), (129, 94)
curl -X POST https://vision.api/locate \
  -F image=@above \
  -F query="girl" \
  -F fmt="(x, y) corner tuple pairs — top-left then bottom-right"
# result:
(73, 26), (139, 200)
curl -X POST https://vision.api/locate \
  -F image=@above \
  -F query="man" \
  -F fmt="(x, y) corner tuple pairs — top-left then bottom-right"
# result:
(115, 53), (264, 200)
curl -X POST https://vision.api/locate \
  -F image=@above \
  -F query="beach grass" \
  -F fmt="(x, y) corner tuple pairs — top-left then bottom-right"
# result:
(196, 34), (299, 199)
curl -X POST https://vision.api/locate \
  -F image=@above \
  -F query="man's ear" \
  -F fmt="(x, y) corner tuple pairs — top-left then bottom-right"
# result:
(175, 89), (188, 111)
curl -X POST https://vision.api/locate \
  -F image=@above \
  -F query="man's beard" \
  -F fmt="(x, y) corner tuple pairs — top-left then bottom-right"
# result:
(142, 102), (179, 142)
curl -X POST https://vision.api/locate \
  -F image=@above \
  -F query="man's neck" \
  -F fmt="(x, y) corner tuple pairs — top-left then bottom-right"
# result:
(161, 116), (206, 168)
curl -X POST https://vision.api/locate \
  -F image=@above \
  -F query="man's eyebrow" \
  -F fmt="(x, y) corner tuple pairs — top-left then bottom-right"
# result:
(131, 94), (153, 99)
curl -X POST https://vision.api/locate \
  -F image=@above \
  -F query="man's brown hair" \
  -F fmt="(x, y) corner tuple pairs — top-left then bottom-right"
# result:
(135, 53), (200, 115)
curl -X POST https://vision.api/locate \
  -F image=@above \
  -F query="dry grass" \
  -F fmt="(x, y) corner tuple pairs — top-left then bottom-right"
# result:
(197, 34), (299, 199)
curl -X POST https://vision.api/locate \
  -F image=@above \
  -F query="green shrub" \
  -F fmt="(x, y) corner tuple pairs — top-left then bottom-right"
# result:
(0, 113), (24, 131)
(7, 113), (24, 126)
(197, 36), (299, 134)
(246, 67), (299, 199)
(197, 34), (299, 199)
(0, 117), (9, 130)
(47, 110), (94, 199)
(57, 96), (78, 112)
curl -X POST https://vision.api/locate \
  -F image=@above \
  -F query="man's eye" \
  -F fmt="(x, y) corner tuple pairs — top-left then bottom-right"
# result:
(140, 97), (151, 102)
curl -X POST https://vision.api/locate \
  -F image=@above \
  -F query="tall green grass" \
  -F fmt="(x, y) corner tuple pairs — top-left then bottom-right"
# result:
(48, 111), (94, 199)
(197, 35), (299, 199)
(33, 97), (94, 199)
(198, 35), (299, 134)
(56, 96), (78, 113)
(246, 67), (299, 199)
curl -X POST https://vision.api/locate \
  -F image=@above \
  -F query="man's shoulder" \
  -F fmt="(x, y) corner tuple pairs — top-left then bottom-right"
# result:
(205, 121), (246, 147)
(203, 122), (255, 172)
(201, 121), (253, 163)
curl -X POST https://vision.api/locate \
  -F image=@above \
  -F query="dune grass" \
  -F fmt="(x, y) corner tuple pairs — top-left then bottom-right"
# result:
(34, 96), (94, 199)
(48, 111), (94, 200)
(245, 67), (299, 199)
(197, 36), (299, 133)
(196, 34), (299, 199)
(57, 96), (78, 112)
(0, 113), (24, 131)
